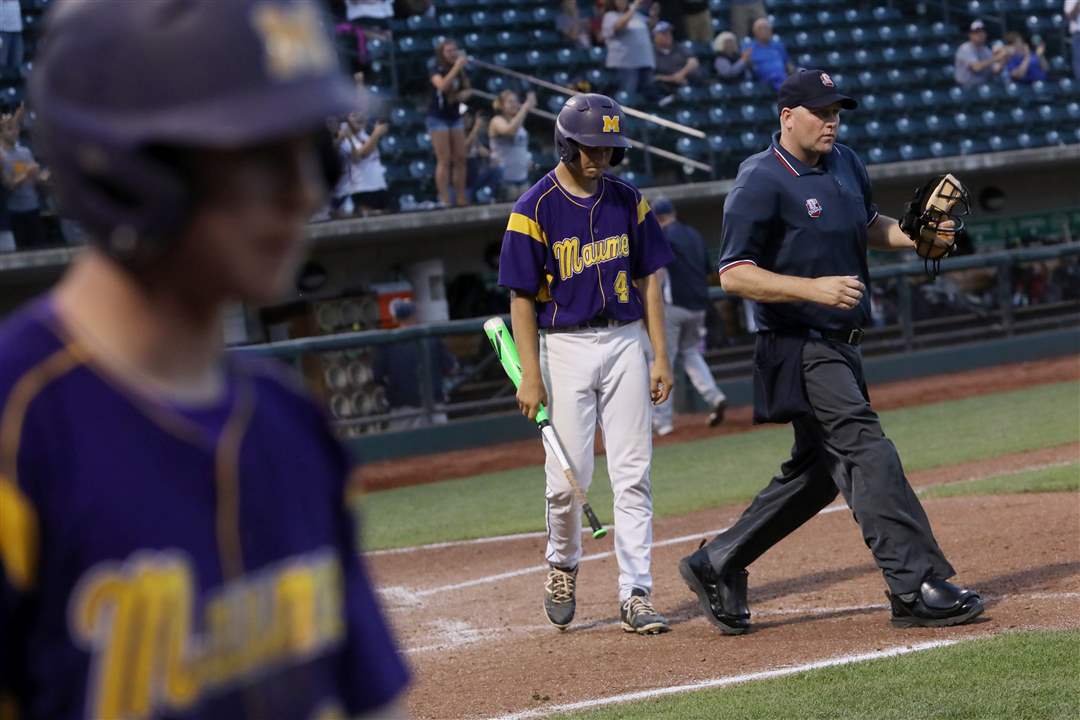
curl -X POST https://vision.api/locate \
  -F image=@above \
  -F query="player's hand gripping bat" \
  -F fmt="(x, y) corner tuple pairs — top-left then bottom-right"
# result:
(483, 317), (608, 540)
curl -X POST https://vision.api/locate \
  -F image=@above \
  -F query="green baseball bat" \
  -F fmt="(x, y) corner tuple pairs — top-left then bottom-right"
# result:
(483, 317), (608, 540)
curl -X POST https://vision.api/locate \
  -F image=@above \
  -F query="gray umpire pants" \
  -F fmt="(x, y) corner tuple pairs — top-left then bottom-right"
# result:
(701, 339), (955, 596)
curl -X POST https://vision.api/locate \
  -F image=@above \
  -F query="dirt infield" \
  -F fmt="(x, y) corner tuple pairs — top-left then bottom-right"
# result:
(359, 356), (1079, 492)
(368, 444), (1080, 719)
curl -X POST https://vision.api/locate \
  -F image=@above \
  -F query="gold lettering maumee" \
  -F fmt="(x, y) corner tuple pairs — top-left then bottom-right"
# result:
(69, 549), (345, 719)
(551, 234), (630, 281)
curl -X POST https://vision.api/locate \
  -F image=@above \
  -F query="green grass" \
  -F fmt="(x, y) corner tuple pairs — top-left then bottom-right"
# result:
(921, 462), (1080, 499)
(357, 381), (1080, 550)
(555, 630), (1080, 720)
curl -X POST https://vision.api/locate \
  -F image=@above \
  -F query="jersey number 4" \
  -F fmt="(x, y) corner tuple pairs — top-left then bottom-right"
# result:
(613, 271), (630, 303)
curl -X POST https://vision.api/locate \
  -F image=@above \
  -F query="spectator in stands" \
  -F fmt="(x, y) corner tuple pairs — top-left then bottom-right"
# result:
(1002, 31), (1049, 84)
(744, 18), (793, 91)
(488, 90), (536, 202)
(729, 0), (766, 43)
(428, 38), (471, 207)
(954, 20), (1005, 88)
(0, 0), (22, 76)
(713, 31), (753, 83)
(602, 0), (656, 99)
(557, 0), (592, 50)
(681, 0), (712, 43)
(373, 299), (458, 431)
(333, 111), (391, 218)
(652, 21), (702, 100)
(647, 0), (663, 33)
(1068, 1), (1080, 81)
(0, 110), (48, 250)
(464, 112), (500, 203)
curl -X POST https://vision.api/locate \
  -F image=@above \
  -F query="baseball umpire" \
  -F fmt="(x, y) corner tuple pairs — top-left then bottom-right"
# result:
(679, 69), (984, 634)
(498, 93), (675, 634)
(0, 1), (408, 717)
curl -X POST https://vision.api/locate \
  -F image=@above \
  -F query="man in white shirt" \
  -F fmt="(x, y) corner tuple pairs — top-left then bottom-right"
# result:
(1067, 1), (1080, 81)
(954, 20), (1003, 88)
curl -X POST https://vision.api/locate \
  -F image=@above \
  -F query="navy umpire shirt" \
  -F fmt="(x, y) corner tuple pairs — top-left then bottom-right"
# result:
(718, 131), (878, 332)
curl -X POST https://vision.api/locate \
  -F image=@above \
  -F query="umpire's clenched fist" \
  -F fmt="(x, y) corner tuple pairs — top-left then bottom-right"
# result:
(811, 275), (865, 310)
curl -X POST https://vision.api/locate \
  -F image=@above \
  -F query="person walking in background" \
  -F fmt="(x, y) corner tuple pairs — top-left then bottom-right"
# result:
(729, 0), (766, 42)
(651, 197), (727, 437)
(745, 18), (793, 91)
(954, 20), (1005, 88)
(602, 0), (656, 99)
(488, 89), (536, 202)
(428, 38), (471, 207)
(713, 30), (753, 83)
(1067, 1), (1080, 81)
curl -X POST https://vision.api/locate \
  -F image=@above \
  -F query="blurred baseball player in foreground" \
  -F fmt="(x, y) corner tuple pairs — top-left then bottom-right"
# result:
(0, 1), (408, 717)
(498, 94), (675, 634)
(680, 69), (983, 635)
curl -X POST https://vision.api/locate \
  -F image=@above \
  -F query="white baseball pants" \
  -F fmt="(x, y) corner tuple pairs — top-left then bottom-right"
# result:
(539, 320), (655, 601)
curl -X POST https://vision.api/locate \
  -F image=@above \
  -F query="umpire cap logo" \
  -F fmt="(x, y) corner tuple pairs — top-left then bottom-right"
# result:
(602, 115), (621, 133)
(252, 2), (335, 81)
(805, 198), (823, 218)
(820, 72), (835, 88)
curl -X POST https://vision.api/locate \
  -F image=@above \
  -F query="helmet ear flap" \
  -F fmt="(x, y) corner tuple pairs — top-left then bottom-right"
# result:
(610, 147), (625, 166)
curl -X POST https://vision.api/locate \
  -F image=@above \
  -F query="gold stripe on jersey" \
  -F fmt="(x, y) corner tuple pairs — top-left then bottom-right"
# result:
(506, 212), (547, 245)
(0, 345), (84, 591)
(636, 196), (651, 224)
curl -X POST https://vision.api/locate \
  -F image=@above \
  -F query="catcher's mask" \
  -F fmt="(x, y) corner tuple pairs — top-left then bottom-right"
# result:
(899, 174), (972, 277)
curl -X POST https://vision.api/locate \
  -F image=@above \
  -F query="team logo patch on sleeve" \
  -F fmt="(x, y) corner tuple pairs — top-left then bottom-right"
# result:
(806, 198), (823, 218)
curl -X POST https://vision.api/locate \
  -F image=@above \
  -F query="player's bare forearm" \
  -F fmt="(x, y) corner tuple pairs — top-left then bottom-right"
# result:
(720, 263), (864, 310)
(867, 214), (915, 252)
(509, 291), (547, 419)
(638, 272), (673, 404)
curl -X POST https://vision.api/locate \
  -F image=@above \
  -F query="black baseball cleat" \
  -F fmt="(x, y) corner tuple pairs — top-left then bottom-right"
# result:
(620, 588), (670, 635)
(679, 551), (750, 635)
(543, 565), (577, 630)
(707, 399), (728, 427)
(888, 577), (984, 628)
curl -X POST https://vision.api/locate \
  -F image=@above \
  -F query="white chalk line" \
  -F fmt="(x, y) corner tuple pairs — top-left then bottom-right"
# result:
(398, 592), (1080, 656)
(485, 638), (966, 720)
(367, 456), (1078, 558)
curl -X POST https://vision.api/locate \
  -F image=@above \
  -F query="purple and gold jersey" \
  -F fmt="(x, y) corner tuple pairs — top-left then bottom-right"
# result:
(498, 171), (674, 328)
(0, 300), (408, 720)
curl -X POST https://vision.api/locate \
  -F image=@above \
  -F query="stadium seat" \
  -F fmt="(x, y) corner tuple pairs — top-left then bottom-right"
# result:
(708, 82), (731, 101)
(409, 159), (430, 179)
(676, 137), (708, 160)
(546, 94), (567, 113)
(953, 112), (973, 131)
(676, 109), (707, 128)
(988, 134), (1017, 152)
(928, 140), (956, 158)
(1016, 132), (1034, 148)
(867, 146), (896, 164)
(588, 46), (606, 64)
(707, 106), (729, 126)
(555, 47), (587, 68)
(1044, 130), (1062, 145)
(1066, 101), (1080, 121)
(898, 143), (928, 161)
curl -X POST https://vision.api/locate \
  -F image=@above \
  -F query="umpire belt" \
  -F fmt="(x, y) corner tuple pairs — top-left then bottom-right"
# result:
(544, 318), (632, 333)
(808, 327), (865, 346)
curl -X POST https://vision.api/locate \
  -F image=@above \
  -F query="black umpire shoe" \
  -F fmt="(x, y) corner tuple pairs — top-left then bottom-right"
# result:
(707, 399), (728, 427)
(888, 577), (984, 628)
(679, 551), (750, 635)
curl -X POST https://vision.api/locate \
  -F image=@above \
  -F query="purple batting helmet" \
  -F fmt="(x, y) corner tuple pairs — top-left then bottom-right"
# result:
(554, 93), (631, 166)
(30, 0), (358, 261)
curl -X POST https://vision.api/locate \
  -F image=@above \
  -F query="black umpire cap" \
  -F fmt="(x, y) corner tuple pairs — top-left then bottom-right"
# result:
(777, 69), (858, 114)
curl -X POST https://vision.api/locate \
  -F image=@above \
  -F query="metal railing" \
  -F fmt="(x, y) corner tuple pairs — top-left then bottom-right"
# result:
(466, 56), (714, 178)
(232, 242), (1080, 432)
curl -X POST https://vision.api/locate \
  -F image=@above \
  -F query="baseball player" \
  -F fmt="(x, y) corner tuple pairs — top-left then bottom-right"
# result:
(651, 197), (728, 436)
(0, 2), (408, 718)
(498, 94), (675, 635)
(679, 69), (984, 634)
